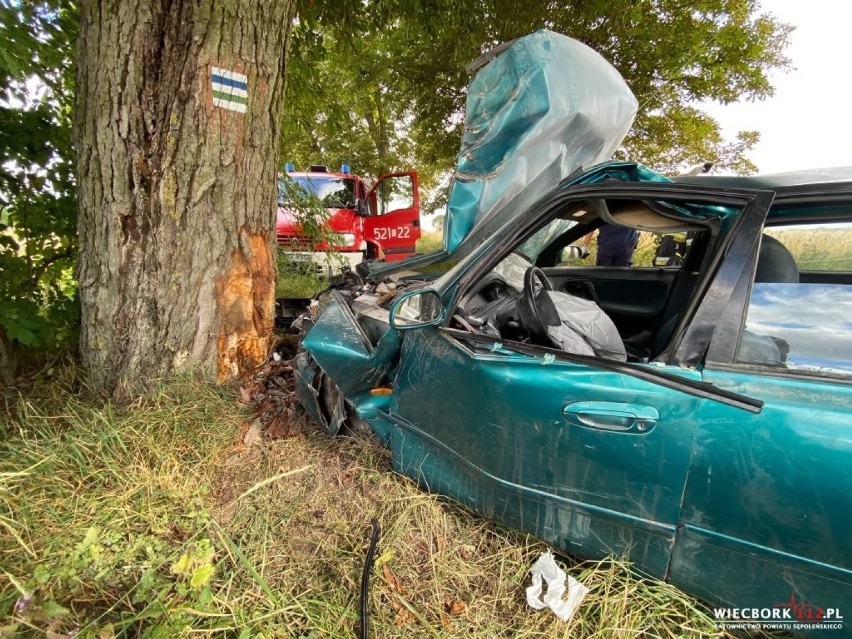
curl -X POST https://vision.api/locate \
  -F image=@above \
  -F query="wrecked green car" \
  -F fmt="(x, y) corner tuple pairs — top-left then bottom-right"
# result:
(293, 31), (852, 634)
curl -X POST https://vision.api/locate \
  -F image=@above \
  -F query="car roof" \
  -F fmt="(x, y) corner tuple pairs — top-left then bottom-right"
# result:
(671, 166), (852, 193)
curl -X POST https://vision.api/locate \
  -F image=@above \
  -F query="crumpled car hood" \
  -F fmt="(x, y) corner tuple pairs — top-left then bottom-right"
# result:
(442, 29), (638, 255)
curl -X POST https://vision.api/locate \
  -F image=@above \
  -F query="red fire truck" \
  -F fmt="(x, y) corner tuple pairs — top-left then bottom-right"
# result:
(275, 163), (421, 324)
(276, 163), (421, 274)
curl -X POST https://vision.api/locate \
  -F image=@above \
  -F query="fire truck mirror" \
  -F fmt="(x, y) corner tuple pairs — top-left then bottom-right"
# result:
(354, 197), (367, 216)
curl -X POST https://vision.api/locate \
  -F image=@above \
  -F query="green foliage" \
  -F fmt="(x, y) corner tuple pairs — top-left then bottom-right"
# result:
(0, 0), (79, 376)
(275, 252), (330, 299)
(282, 0), (482, 189)
(632, 233), (661, 267)
(281, 27), (416, 180)
(283, 0), (792, 194)
(277, 174), (343, 248)
(0, 0), (794, 381)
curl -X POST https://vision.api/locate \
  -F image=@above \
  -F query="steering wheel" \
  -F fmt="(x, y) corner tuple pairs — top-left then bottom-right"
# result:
(517, 267), (561, 339)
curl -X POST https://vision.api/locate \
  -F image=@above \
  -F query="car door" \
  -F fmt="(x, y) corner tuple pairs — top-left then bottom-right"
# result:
(388, 327), (705, 577)
(670, 213), (852, 620)
(363, 171), (421, 260)
(383, 186), (773, 581)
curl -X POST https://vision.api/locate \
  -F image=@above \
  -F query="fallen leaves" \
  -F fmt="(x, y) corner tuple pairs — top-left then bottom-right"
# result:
(381, 565), (414, 627)
(337, 465), (361, 487)
(392, 601), (416, 627)
(444, 595), (467, 616)
(238, 351), (302, 445)
(382, 564), (406, 595)
(236, 340), (472, 632)
(380, 563), (467, 629)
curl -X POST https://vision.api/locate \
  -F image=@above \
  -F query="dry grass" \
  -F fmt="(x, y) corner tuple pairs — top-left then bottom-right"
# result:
(416, 230), (444, 254)
(0, 371), (776, 638)
(766, 226), (852, 271)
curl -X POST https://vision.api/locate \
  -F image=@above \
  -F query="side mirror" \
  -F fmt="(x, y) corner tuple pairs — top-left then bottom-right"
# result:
(354, 198), (367, 216)
(560, 245), (584, 263)
(389, 289), (444, 330)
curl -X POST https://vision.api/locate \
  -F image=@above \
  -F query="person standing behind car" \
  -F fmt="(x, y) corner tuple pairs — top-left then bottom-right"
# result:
(583, 224), (639, 266)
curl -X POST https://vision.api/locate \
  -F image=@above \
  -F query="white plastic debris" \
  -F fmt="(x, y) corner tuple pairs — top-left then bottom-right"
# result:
(526, 551), (589, 622)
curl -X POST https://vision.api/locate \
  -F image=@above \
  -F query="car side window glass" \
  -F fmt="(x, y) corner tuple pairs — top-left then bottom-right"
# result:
(577, 229), (693, 268)
(735, 224), (852, 377)
(764, 222), (852, 272)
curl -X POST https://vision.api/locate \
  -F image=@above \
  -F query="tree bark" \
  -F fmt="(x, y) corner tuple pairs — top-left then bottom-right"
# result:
(75, 0), (296, 400)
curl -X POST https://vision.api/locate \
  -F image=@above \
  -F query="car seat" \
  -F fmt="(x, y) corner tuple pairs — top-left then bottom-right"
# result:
(754, 234), (799, 283)
(652, 233), (798, 357)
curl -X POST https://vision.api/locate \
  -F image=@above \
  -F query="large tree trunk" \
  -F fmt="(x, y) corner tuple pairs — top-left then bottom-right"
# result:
(75, 0), (296, 400)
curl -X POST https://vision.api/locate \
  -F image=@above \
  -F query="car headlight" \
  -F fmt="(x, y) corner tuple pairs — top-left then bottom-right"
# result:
(340, 233), (357, 247)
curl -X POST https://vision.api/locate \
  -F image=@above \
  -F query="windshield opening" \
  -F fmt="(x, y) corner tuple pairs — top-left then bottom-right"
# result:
(278, 176), (356, 209)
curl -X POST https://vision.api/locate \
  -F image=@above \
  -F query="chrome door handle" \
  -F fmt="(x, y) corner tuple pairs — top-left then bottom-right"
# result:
(563, 402), (659, 433)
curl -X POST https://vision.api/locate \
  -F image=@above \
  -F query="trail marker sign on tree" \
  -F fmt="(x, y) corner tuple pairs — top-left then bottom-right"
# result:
(211, 67), (248, 113)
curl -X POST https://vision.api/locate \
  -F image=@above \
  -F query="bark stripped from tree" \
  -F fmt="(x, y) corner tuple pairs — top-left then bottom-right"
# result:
(75, 0), (296, 399)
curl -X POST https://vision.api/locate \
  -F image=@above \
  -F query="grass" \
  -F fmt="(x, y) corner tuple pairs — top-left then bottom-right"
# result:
(416, 230), (444, 254)
(275, 253), (330, 300)
(766, 226), (852, 271)
(0, 368), (781, 639)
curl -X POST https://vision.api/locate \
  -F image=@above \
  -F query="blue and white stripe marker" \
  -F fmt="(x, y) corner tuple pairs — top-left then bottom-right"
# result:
(211, 67), (248, 113)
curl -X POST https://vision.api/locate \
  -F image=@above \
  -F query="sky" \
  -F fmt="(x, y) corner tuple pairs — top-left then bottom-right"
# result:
(702, 0), (852, 174)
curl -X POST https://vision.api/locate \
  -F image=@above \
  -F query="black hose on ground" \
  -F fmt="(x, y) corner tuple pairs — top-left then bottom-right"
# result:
(359, 517), (381, 639)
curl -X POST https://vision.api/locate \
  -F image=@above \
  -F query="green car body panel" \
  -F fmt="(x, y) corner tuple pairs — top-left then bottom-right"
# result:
(671, 369), (852, 614)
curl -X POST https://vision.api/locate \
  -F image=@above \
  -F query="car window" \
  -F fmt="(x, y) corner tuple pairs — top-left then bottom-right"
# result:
(279, 176), (356, 208)
(643, 231), (695, 267)
(735, 226), (852, 377)
(516, 217), (577, 262)
(764, 221), (852, 272)
(576, 229), (694, 268)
